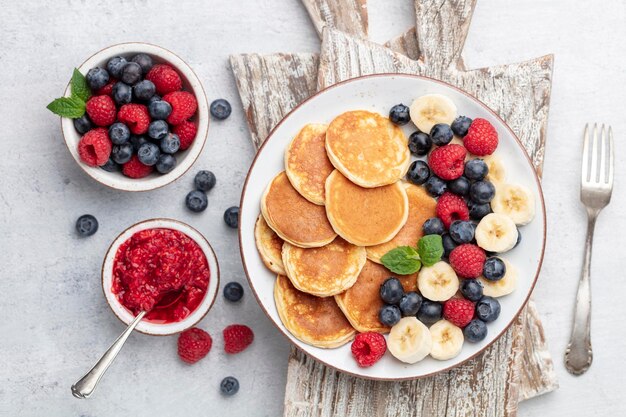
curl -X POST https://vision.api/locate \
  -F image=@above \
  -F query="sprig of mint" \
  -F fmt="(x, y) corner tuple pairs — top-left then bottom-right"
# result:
(46, 69), (91, 118)
(380, 235), (444, 275)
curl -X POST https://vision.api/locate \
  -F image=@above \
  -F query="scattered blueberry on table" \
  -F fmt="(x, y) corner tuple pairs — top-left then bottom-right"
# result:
(195, 170), (216, 191)
(210, 98), (232, 120)
(220, 376), (240, 396)
(75, 214), (98, 237)
(223, 206), (239, 228)
(185, 190), (208, 212)
(223, 282), (244, 302)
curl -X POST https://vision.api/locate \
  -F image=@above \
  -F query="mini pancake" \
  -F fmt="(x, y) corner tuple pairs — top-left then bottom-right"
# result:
(261, 171), (337, 248)
(335, 260), (417, 333)
(285, 124), (333, 205)
(367, 183), (437, 263)
(325, 110), (411, 187)
(282, 237), (366, 297)
(325, 170), (408, 246)
(254, 214), (286, 275)
(274, 274), (356, 348)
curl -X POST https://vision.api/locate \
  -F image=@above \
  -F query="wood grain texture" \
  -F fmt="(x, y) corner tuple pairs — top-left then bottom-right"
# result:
(300, 0), (368, 39)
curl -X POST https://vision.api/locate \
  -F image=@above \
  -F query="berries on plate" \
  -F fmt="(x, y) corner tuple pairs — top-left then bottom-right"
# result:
(101, 157), (119, 172)
(85, 95), (116, 126)
(223, 324), (254, 354)
(223, 282), (244, 302)
(195, 170), (216, 191)
(155, 154), (176, 174)
(408, 131), (432, 156)
(210, 98), (232, 120)
(464, 118), (498, 156)
(160, 133), (181, 154)
(428, 144), (467, 180)
(224, 206), (239, 228)
(447, 176), (470, 196)
(112, 82), (132, 105)
(122, 155), (153, 178)
(106, 56), (127, 79)
(483, 257), (506, 281)
(449, 244), (486, 278)
(449, 220), (475, 244)
(131, 53), (154, 74)
(148, 100), (172, 120)
(220, 376), (240, 396)
(133, 79), (156, 101)
(186, 190), (208, 212)
(443, 298), (475, 328)
(424, 175), (447, 197)
(388, 103), (411, 126)
(117, 103), (150, 134)
(416, 300), (443, 325)
(351, 332), (387, 367)
(73, 114), (92, 134)
(75, 214), (98, 237)
(379, 277), (404, 304)
(108, 122), (130, 145)
(468, 201), (491, 220)
(173, 120), (198, 150)
(163, 91), (197, 125)
(177, 328), (212, 364)
(379, 304), (402, 326)
(111, 143), (133, 164)
(399, 292), (422, 316)
(121, 62), (143, 85)
(436, 192), (469, 229)
(406, 160), (430, 185)
(86, 67), (109, 90)
(96, 79), (116, 96)
(464, 319), (487, 342)
(441, 233), (457, 258)
(464, 159), (488, 180)
(451, 116), (472, 137)
(146, 64), (182, 95)
(430, 123), (453, 146)
(78, 128), (112, 166)
(475, 297), (501, 322)
(137, 142), (160, 166)
(460, 279), (484, 302)
(148, 120), (169, 140)
(422, 217), (445, 236)
(469, 180), (496, 204)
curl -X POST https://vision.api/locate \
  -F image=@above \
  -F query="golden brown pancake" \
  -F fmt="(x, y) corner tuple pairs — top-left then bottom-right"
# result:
(285, 124), (333, 205)
(274, 274), (356, 348)
(335, 260), (418, 333)
(325, 170), (408, 246)
(261, 171), (337, 248)
(367, 183), (437, 263)
(325, 110), (411, 187)
(282, 237), (366, 297)
(254, 214), (286, 275)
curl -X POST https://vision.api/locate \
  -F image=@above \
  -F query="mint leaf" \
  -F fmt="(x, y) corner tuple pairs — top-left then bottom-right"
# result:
(381, 246), (422, 275)
(70, 68), (91, 102)
(46, 96), (85, 118)
(417, 235), (444, 267)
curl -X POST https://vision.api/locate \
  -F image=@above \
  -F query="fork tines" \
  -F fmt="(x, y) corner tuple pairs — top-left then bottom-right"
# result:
(582, 123), (614, 188)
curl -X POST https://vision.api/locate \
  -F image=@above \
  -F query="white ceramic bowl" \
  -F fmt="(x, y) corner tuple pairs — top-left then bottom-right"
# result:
(61, 42), (209, 192)
(102, 218), (219, 335)
(239, 74), (546, 380)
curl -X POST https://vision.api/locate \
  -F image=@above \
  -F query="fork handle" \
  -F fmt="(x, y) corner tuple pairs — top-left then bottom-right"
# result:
(565, 211), (597, 375)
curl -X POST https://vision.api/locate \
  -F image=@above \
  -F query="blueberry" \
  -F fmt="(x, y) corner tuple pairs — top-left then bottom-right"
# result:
(112, 82), (132, 105)
(408, 131), (432, 156)
(195, 170), (216, 191)
(399, 292), (422, 316)
(451, 116), (472, 137)
(379, 304), (402, 326)
(464, 319), (487, 342)
(121, 62), (142, 85)
(514, 227), (522, 248)
(160, 133), (180, 154)
(448, 176), (470, 196)
(417, 300), (443, 325)
(425, 175), (447, 197)
(406, 160), (430, 185)
(130, 135), (149, 151)
(111, 143), (133, 164)
(469, 180), (496, 204)
(130, 53), (154, 74)
(148, 100), (173, 120)
(133, 80), (156, 101)
(468, 201), (491, 220)
(75, 214), (98, 237)
(210, 98), (232, 120)
(148, 94), (162, 104)
(148, 120), (169, 140)
(483, 257), (506, 281)
(423, 217), (445, 236)
(108, 122), (130, 145)
(442, 233), (457, 258)
(100, 157), (119, 172)
(224, 206), (239, 228)
(137, 142), (160, 166)
(86, 67), (109, 90)
(223, 282), (244, 302)
(106, 56), (128, 79)
(379, 277), (404, 304)
(430, 123), (453, 146)
(476, 297), (501, 322)
(460, 279), (484, 302)
(388, 104), (410, 126)
(220, 376), (239, 396)
(155, 154), (176, 174)
(464, 159), (488, 180)
(186, 190), (208, 212)
(73, 114), (92, 134)
(449, 220), (475, 244)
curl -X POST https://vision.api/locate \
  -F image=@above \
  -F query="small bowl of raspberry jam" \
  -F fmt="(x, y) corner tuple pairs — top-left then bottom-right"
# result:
(102, 218), (219, 335)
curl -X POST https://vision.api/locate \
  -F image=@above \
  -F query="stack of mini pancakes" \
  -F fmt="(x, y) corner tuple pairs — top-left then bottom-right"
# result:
(255, 110), (437, 348)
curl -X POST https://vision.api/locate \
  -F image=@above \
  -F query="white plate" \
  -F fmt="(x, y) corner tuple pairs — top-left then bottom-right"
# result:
(238, 74), (546, 380)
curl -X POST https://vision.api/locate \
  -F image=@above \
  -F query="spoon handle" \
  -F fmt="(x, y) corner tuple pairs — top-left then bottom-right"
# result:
(71, 311), (146, 398)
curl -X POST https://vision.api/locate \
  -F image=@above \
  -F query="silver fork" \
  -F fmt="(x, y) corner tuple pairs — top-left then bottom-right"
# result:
(565, 124), (614, 375)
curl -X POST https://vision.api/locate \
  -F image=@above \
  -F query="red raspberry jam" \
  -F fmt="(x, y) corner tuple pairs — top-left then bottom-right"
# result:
(112, 228), (210, 323)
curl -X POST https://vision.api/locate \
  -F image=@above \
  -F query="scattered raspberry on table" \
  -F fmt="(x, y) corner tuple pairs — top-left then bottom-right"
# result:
(223, 324), (254, 354)
(178, 328), (212, 364)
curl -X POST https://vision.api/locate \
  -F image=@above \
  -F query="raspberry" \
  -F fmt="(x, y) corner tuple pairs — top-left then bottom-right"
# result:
(163, 91), (198, 125)
(449, 244), (486, 278)
(463, 118), (498, 156)
(85, 95), (116, 127)
(173, 120), (198, 150)
(95, 78), (116, 96)
(122, 155), (153, 178)
(428, 144), (467, 180)
(223, 324), (254, 354)
(177, 328), (212, 364)
(351, 332), (387, 367)
(77, 128), (111, 166)
(436, 192), (469, 229)
(145, 64), (182, 95)
(118, 103), (150, 134)
(443, 298), (475, 328)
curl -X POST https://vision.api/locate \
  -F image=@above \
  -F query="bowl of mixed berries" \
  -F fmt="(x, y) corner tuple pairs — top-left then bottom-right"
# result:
(49, 42), (209, 191)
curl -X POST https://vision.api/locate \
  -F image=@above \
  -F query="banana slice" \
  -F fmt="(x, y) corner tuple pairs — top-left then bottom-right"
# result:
(479, 258), (518, 297)
(429, 320), (464, 360)
(482, 154), (506, 185)
(410, 94), (457, 133)
(417, 261), (459, 302)
(475, 213), (518, 253)
(388, 317), (432, 364)
(491, 183), (536, 225)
